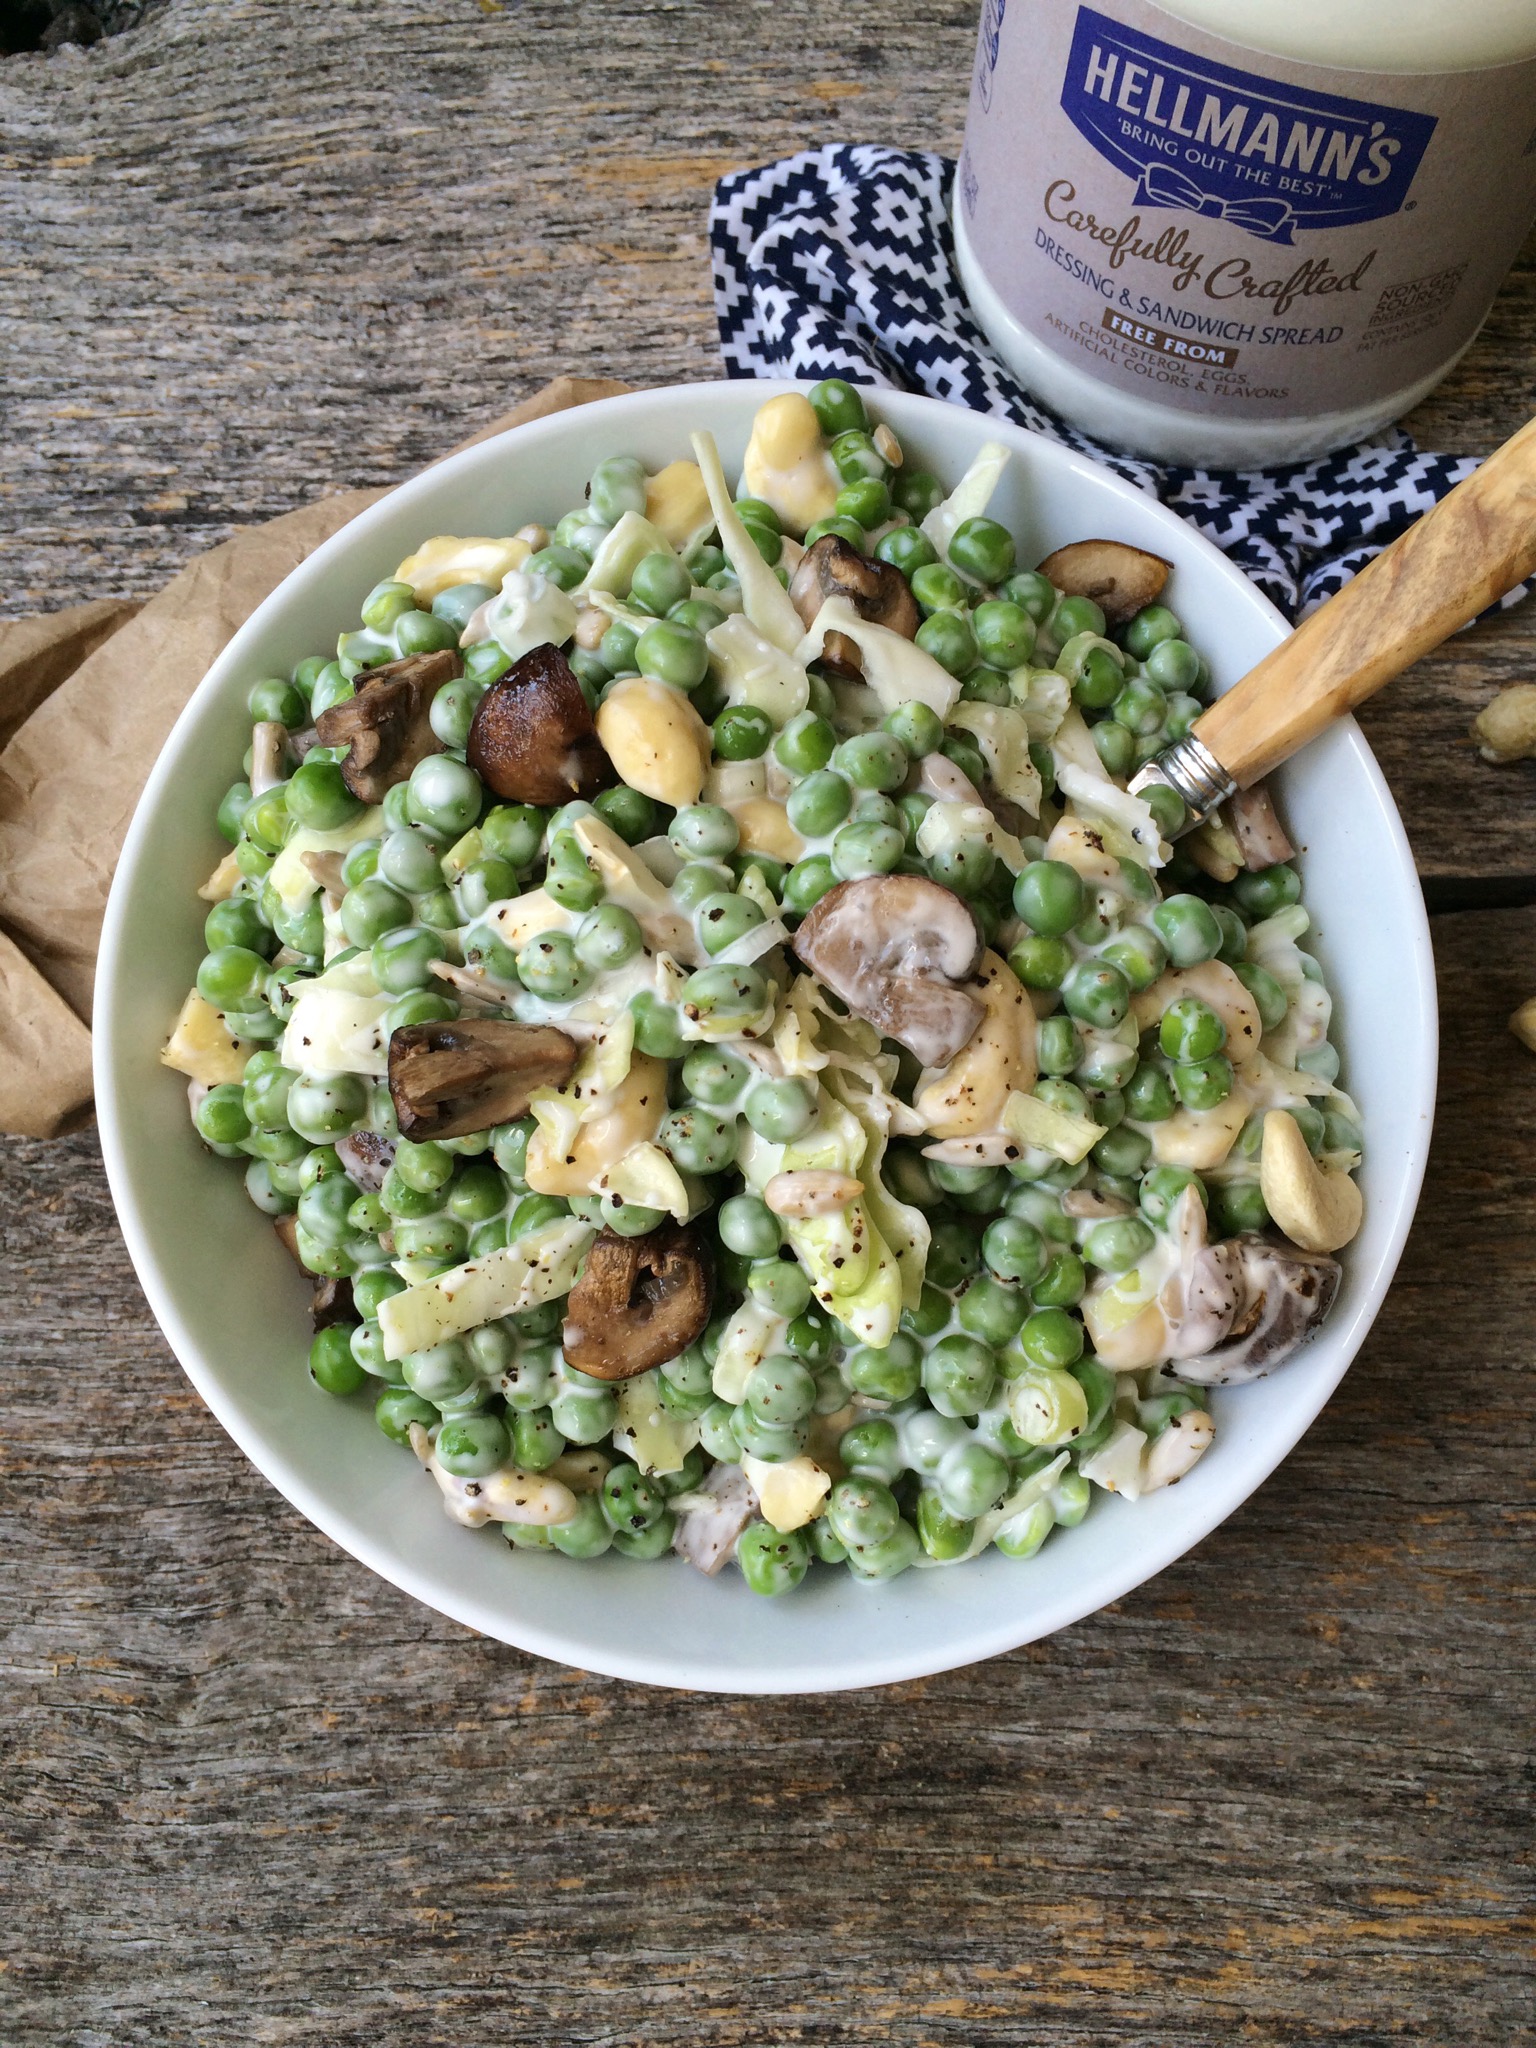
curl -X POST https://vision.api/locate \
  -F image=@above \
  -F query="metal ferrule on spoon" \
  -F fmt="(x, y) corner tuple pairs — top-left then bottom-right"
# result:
(1130, 412), (1536, 829)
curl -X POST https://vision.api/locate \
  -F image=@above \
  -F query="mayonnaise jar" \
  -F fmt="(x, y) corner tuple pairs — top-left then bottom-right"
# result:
(955, 0), (1536, 464)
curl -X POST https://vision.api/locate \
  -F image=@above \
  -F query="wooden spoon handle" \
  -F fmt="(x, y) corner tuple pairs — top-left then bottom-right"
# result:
(1193, 412), (1536, 788)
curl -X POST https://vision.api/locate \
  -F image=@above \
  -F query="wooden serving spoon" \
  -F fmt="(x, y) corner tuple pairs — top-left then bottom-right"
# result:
(1132, 412), (1536, 825)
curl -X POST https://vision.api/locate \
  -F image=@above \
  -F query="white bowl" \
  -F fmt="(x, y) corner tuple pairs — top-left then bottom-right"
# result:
(95, 381), (1436, 1694)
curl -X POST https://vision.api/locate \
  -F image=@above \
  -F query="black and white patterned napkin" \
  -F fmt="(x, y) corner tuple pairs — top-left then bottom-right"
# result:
(712, 144), (1512, 621)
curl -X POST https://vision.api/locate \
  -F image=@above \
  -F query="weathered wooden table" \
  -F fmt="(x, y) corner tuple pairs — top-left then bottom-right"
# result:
(3, 6), (1533, 2041)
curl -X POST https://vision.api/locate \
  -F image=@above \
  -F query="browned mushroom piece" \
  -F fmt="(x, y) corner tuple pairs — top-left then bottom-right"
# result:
(1226, 779), (1297, 870)
(792, 874), (985, 1068)
(310, 1275), (356, 1330)
(562, 1223), (714, 1382)
(789, 534), (921, 678)
(335, 1129), (396, 1192)
(387, 1019), (579, 1141)
(1175, 1233), (1341, 1386)
(1036, 539), (1171, 625)
(313, 648), (459, 803)
(466, 642), (614, 805)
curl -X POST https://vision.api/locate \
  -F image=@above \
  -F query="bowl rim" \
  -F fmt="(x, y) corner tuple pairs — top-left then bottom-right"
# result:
(94, 378), (1437, 1692)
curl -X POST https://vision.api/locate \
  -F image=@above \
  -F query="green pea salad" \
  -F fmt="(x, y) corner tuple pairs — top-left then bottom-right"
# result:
(164, 383), (1364, 1596)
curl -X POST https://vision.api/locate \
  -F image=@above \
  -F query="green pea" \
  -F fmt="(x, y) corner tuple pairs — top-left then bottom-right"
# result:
(1152, 893), (1224, 968)
(667, 860), (727, 914)
(1102, 925), (1168, 996)
(915, 1490), (974, 1562)
(948, 516), (1016, 586)
(915, 609), (979, 678)
(1081, 1216), (1154, 1274)
(828, 1475), (900, 1551)
(735, 1521), (808, 1595)
(807, 377), (868, 437)
(1001, 934), (1064, 993)
(565, 903), (638, 976)
(1090, 1124), (1149, 1179)
(391, 1138), (452, 1194)
(830, 730), (905, 793)
(923, 1334), (997, 1418)
(1061, 960), (1130, 1029)
(969, 598), (1033, 669)
(733, 1408), (808, 1462)
(907, 562), (964, 615)
(1210, 1178), (1269, 1234)
(1145, 637), (1201, 691)
(827, 425), (888, 486)
(693, 890), (762, 957)
(598, 622), (640, 678)
(589, 453), (647, 525)
(939, 1438), (1012, 1519)
(516, 931), (591, 1001)
(978, 1214), (1046, 1288)
(635, 618), (708, 692)
(712, 704), (772, 762)
(217, 779), (254, 844)
(1011, 860), (1082, 937)
(716, 1194), (777, 1259)
(443, 1163), (506, 1226)
(743, 1354), (817, 1428)
(742, 1078), (814, 1142)
(827, 818), (901, 880)
(1081, 720), (1131, 778)
(1015, 1307), (1084, 1371)
(1231, 863), (1302, 917)
(831, 1420), (900, 1489)
(283, 758), (360, 832)
(393, 1215), (469, 1264)
(432, 1412), (509, 1477)
(539, 1493), (609, 1559)
(786, 768), (852, 839)
(373, 1388), (436, 1444)
(668, 805), (738, 863)
(339, 877), (410, 949)
(374, 827), (440, 896)
(842, 1330), (919, 1402)
(248, 675), (307, 728)
(930, 1161), (1008, 1212)
(845, 1517), (921, 1580)
(196, 944), (269, 1011)
(926, 1217), (982, 1290)
(1161, 995), (1226, 1062)
(1173, 1055), (1234, 1110)
(765, 715), (834, 786)
(957, 1275), (1028, 1348)
(836, 476), (891, 529)
(694, 1398), (740, 1463)
(304, 1322), (366, 1399)
(874, 525), (939, 578)
(1030, 1250), (1085, 1309)
(779, 854), (833, 915)
(1123, 1063), (1175, 1122)
(1137, 1165), (1204, 1229)
(1120, 603), (1180, 659)
(406, 755), (482, 838)
(382, 989), (458, 1035)
(425, 674), (485, 751)
(879, 462), (935, 518)
(625, 550), (689, 617)
(678, 1045), (747, 1107)
(1114, 676), (1167, 736)
(658, 1106), (738, 1176)
(940, 732), (989, 789)
(625, 991), (682, 1059)
(897, 1285), (948, 1341)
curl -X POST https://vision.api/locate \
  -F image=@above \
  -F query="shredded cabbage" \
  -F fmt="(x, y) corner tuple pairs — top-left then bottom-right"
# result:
(705, 613), (810, 724)
(920, 440), (1011, 571)
(794, 597), (960, 719)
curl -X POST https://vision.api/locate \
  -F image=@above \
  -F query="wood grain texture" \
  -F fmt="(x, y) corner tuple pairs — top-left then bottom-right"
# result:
(1, 4), (1534, 2042)
(1201, 414), (1536, 786)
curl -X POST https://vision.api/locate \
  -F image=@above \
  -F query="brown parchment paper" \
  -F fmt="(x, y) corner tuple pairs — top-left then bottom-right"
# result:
(0, 375), (631, 1138)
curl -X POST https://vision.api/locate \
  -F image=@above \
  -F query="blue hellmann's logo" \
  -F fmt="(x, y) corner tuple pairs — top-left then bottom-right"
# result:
(1061, 6), (1436, 245)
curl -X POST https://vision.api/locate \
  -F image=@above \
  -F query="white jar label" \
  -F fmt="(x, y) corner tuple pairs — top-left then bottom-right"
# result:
(961, 0), (1536, 421)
